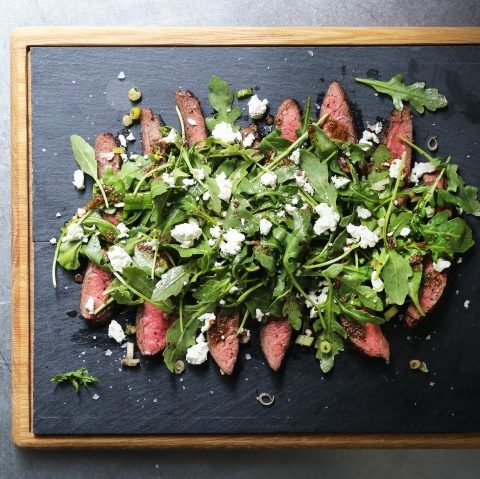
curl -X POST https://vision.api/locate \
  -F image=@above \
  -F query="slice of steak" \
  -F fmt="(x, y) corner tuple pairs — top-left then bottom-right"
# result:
(80, 262), (113, 327)
(260, 317), (292, 371)
(423, 171), (447, 190)
(381, 107), (413, 176)
(320, 82), (357, 143)
(140, 107), (163, 155)
(274, 98), (302, 142)
(340, 316), (390, 361)
(405, 258), (448, 328)
(240, 124), (261, 147)
(136, 302), (173, 355)
(207, 311), (240, 375)
(95, 133), (121, 177)
(175, 90), (208, 146)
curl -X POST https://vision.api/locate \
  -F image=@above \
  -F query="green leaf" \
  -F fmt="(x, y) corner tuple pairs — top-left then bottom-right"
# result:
(308, 124), (337, 158)
(151, 265), (191, 302)
(123, 192), (153, 211)
(51, 367), (99, 393)
(340, 278), (384, 311)
(408, 266), (424, 315)
(321, 263), (344, 278)
(338, 303), (386, 324)
(83, 213), (119, 241)
(258, 129), (292, 154)
(315, 323), (345, 373)
(193, 276), (231, 303)
(163, 316), (200, 372)
(300, 150), (337, 206)
(282, 293), (302, 330)
(81, 235), (103, 265)
(355, 74), (448, 114)
(296, 96), (311, 137)
(205, 75), (241, 131)
(382, 251), (413, 305)
(253, 245), (276, 273)
(57, 240), (83, 270)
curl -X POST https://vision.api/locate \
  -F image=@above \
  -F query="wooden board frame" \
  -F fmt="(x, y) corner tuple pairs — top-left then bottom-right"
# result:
(11, 26), (480, 449)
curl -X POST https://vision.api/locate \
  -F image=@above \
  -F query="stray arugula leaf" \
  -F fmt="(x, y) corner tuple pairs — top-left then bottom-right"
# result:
(205, 76), (242, 131)
(51, 367), (99, 392)
(355, 74), (448, 113)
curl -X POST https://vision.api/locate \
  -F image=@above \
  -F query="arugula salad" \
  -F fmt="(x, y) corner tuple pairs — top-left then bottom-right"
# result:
(52, 74), (479, 375)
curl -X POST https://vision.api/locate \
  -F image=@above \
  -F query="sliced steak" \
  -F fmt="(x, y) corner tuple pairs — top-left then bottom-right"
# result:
(260, 317), (292, 371)
(175, 90), (208, 146)
(320, 82), (357, 143)
(240, 124), (261, 147)
(140, 108), (163, 155)
(136, 303), (173, 355)
(405, 258), (448, 328)
(80, 262), (113, 327)
(340, 316), (390, 361)
(274, 98), (302, 142)
(95, 133), (121, 177)
(423, 171), (447, 190)
(381, 107), (413, 176)
(207, 311), (240, 375)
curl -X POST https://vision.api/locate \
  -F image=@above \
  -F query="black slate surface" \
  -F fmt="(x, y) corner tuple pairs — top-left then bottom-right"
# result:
(32, 46), (480, 435)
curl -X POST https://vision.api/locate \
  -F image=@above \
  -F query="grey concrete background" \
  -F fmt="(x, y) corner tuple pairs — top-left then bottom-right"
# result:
(1, 0), (480, 477)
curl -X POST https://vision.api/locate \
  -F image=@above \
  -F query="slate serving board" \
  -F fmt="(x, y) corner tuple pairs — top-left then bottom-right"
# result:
(32, 45), (480, 435)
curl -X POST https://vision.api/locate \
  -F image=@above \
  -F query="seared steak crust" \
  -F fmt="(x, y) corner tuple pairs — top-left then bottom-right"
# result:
(207, 312), (240, 375)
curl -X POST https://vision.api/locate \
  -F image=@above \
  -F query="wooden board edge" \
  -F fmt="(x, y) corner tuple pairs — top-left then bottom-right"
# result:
(11, 26), (480, 448)
(11, 26), (480, 47)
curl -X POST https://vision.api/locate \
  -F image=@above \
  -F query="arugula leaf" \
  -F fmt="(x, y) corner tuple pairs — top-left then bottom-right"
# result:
(51, 367), (99, 392)
(81, 235), (103, 265)
(300, 150), (337, 206)
(338, 302), (385, 324)
(408, 267), (425, 315)
(151, 265), (191, 302)
(355, 74), (448, 114)
(258, 129), (292, 154)
(382, 251), (413, 305)
(315, 321), (346, 373)
(163, 316), (200, 372)
(205, 76), (241, 131)
(282, 293), (302, 330)
(308, 124), (337, 158)
(57, 239), (83, 270)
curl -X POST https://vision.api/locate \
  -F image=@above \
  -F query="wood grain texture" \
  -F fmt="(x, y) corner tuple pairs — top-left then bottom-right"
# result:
(11, 27), (480, 448)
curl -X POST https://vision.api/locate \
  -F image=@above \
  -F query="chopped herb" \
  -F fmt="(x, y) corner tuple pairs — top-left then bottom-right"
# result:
(51, 367), (99, 392)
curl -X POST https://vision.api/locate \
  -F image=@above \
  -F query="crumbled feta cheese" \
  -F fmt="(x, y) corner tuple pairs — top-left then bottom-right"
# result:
(410, 161), (437, 184)
(259, 218), (273, 235)
(191, 168), (205, 181)
(77, 207), (86, 217)
(163, 128), (178, 143)
(126, 131), (135, 142)
(433, 258), (451, 272)
(108, 320), (126, 343)
(425, 205), (435, 218)
(356, 206), (372, 219)
(457, 257), (463, 264)
(182, 178), (196, 188)
(346, 224), (380, 249)
(202, 191), (211, 201)
(359, 129), (380, 147)
(105, 349), (113, 357)
(260, 171), (277, 188)
(255, 309), (264, 321)
(215, 172), (233, 201)
(277, 210), (286, 217)
(371, 271), (384, 292)
(107, 245), (132, 272)
(92, 393), (100, 400)
(186, 333), (209, 365)
(162, 172), (175, 188)
(118, 134), (127, 147)
(117, 71), (125, 80)
(367, 121), (383, 134)
(120, 153), (128, 162)
(331, 175), (351, 189)
(399, 227), (411, 237)
(307, 50), (314, 57)
(245, 353), (252, 360)
(84, 296), (95, 314)
(289, 149), (301, 165)
(56, 212), (62, 217)
(199, 312), (216, 332)
(49, 237), (57, 245)
(308, 286), (329, 307)
(64, 223), (85, 242)
(208, 238), (216, 246)
(72, 169), (85, 189)
(116, 222), (130, 239)
(212, 122), (242, 143)
(219, 228), (245, 256)
(291, 196), (299, 205)
(171, 218), (202, 248)
(242, 133), (255, 147)
(389, 158), (404, 179)
(248, 95), (268, 119)
(313, 203), (340, 236)
(229, 286), (239, 294)
(371, 178), (390, 191)
(464, 300), (470, 309)
(284, 204), (296, 215)
(187, 118), (197, 126)
(210, 226), (222, 238)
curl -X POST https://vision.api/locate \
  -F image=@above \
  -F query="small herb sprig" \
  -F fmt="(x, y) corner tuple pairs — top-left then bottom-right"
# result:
(51, 367), (99, 392)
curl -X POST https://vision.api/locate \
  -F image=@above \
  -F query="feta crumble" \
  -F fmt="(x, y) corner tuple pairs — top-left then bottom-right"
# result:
(49, 237), (57, 245)
(295, 171), (315, 194)
(64, 223), (85, 242)
(118, 134), (127, 147)
(171, 218), (202, 248)
(117, 71), (125, 80)
(202, 191), (211, 201)
(116, 222), (130, 239)
(248, 95), (268, 119)
(433, 258), (451, 272)
(367, 121), (383, 134)
(260, 171), (277, 188)
(84, 296), (95, 314)
(331, 175), (351, 189)
(242, 133), (255, 147)
(356, 206), (372, 219)
(464, 300), (470, 309)
(371, 271), (384, 292)
(108, 320), (126, 343)
(313, 203), (340, 236)
(210, 226), (222, 238)
(186, 333), (209, 365)
(187, 118), (197, 126)
(163, 128), (178, 144)
(182, 178), (196, 188)
(72, 169), (85, 189)
(259, 218), (273, 235)
(191, 168), (205, 181)
(359, 129), (380, 147)
(346, 224), (380, 249)
(198, 312), (216, 332)
(107, 245), (132, 272)
(399, 227), (411, 237)
(255, 309), (264, 321)
(212, 122), (242, 143)
(389, 158), (404, 179)
(219, 228), (245, 256)
(410, 161), (437, 184)
(162, 172), (175, 188)
(215, 172), (233, 201)
(289, 149), (301, 165)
